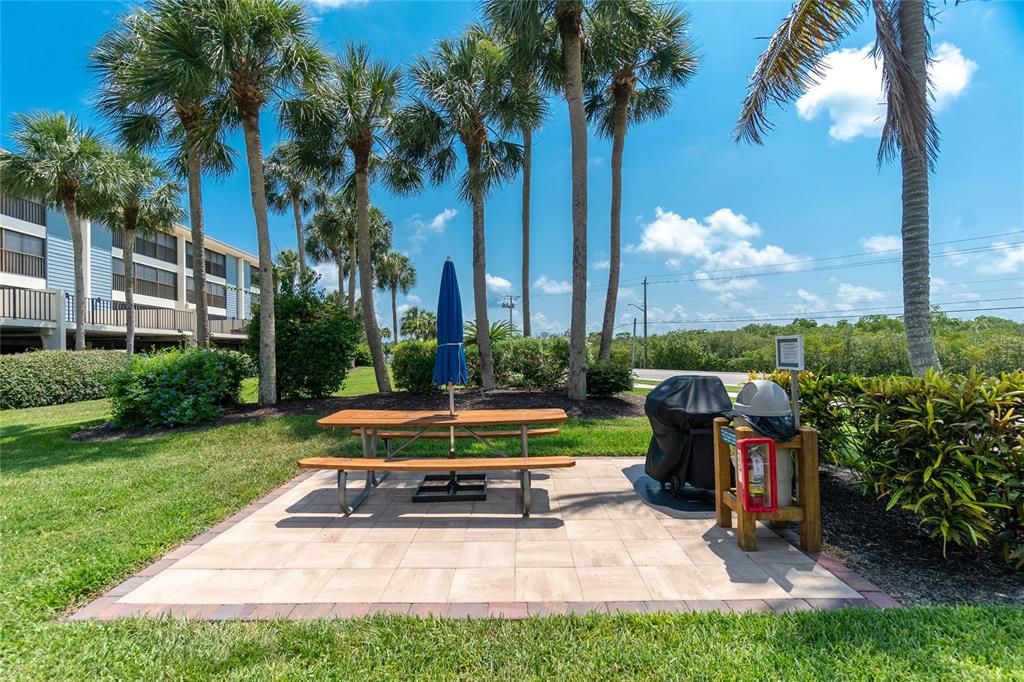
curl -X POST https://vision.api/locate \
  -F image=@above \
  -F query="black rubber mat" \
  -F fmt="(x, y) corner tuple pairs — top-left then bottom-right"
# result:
(633, 475), (716, 512)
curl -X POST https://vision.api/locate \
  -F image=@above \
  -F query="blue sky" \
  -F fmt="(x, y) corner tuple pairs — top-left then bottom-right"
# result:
(2, 0), (1022, 333)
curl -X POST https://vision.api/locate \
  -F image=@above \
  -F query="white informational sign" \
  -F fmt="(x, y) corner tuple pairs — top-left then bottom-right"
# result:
(775, 335), (805, 371)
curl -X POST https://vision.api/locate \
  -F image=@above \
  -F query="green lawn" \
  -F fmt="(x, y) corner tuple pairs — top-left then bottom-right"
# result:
(240, 365), (383, 403)
(2, 398), (1022, 679)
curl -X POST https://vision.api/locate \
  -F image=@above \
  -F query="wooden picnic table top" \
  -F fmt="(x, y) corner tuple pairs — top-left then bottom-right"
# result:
(317, 408), (569, 429)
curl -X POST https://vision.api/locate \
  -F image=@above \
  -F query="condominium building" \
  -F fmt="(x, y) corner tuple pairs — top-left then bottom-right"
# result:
(0, 194), (260, 352)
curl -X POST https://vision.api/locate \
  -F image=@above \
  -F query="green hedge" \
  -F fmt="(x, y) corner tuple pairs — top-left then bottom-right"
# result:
(108, 348), (247, 428)
(756, 369), (1024, 569)
(491, 337), (570, 389)
(0, 350), (126, 409)
(392, 340), (438, 394)
(586, 360), (634, 397)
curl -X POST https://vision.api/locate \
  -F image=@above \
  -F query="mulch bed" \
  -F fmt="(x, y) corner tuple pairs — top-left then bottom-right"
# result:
(71, 389), (646, 442)
(816, 464), (1023, 606)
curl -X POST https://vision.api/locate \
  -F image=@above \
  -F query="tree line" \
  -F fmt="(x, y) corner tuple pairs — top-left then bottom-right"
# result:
(0, 0), (952, 404)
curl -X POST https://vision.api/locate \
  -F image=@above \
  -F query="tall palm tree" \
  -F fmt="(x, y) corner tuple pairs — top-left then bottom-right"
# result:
(0, 113), (109, 350)
(198, 0), (327, 406)
(84, 148), (184, 356)
(396, 32), (540, 390)
(586, 0), (698, 360)
(485, 0), (601, 400)
(91, 1), (234, 349)
(264, 140), (330, 280)
(376, 251), (416, 344)
(400, 306), (436, 341)
(734, 0), (941, 376)
(283, 44), (421, 393)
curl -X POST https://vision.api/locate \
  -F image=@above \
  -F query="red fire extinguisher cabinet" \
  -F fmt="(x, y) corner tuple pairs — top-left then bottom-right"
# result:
(736, 437), (777, 513)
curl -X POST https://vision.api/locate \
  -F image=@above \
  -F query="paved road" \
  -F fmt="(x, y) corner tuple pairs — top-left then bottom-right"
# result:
(633, 368), (749, 386)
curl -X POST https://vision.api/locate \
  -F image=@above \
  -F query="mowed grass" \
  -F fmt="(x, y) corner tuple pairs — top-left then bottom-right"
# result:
(2, 399), (1023, 679)
(240, 365), (383, 403)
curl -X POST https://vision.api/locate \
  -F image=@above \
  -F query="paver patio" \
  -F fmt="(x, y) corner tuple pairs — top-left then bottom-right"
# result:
(74, 458), (896, 620)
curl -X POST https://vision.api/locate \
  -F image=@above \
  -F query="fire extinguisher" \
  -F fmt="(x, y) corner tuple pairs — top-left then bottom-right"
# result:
(737, 438), (777, 513)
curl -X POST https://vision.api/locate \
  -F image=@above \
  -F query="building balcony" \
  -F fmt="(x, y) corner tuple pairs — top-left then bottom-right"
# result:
(1, 248), (45, 279)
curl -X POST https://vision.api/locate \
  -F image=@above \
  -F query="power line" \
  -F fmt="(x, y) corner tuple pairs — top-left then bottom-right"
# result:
(620, 230), (1024, 284)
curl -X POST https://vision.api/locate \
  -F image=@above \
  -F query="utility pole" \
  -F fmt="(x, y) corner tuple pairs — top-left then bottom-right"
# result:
(631, 317), (637, 370)
(501, 295), (519, 329)
(642, 276), (648, 369)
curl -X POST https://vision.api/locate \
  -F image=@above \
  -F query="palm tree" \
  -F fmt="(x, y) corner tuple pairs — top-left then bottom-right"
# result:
(586, 1), (698, 360)
(0, 113), (109, 350)
(376, 252), (416, 344)
(84, 148), (184, 356)
(485, 0), (604, 400)
(264, 140), (328, 280)
(282, 44), (422, 393)
(198, 0), (326, 406)
(306, 194), (393, 317)
(464, 319), (518, 346)
(91, 1), (234, 349)
(734, 0), (941, 376)
(396, 31), (540, 391)
(401, 306), (437, 341)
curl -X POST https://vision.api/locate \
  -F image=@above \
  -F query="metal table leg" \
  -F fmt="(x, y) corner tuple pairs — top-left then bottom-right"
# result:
(337, 469), (389, 515)
(521, 469), (531, 517)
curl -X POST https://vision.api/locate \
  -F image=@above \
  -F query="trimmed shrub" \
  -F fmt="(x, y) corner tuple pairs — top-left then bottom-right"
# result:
(246, 288), (359, 400)
(0, 350), (126, 409)
(392, 340), (438, 394)
(586, 360), (634, 397)
(108, 348), (246, 428)
(492, 337), (569, 389)
(353, 342), (373, 367)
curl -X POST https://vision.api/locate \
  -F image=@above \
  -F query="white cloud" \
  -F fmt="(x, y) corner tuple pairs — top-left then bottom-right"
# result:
(630, 207), (793, 275)
(485, 273), (513, 294)
(312, 262), (338, 290)
(944, 247), (970, 267)
(534, 275), (572, 295)
(797, 42), (977, 141)
(405, 294), (421, 305)
(791, 288), (827, 314)
(305, 0), (368, 8)
(408, 208), (458, 253)
(991, 242), (1024, 273)
(530, 312), (564, 334)
(593, 259), (610, 270)
(837, 282), (886, 306)
(861, 234), (902, 253)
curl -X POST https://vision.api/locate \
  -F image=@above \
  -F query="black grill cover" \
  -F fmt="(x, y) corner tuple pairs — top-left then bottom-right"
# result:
(644, 375), (733, 489)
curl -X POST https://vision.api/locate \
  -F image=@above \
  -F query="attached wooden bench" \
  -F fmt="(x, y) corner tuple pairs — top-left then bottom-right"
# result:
(350, 427), (560, 456)
(299, 456), (576, 517)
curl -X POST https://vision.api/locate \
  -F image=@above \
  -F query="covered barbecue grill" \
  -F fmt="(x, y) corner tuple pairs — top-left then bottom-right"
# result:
(644, 375), (733, 493)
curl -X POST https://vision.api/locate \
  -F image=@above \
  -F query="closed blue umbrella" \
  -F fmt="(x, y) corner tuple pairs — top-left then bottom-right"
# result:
(432, 257), (468, 422)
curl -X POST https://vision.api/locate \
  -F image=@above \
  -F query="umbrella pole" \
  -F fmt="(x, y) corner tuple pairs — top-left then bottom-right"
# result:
(448, 382), (455, 455)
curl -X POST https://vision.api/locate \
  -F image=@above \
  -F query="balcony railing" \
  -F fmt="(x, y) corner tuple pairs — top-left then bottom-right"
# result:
(1, 286), (55, 321)
(209, 317), (247, 335)
(0, 196), (46, 226)
(1, 249), (45, 278)
(66, 295), (195, 332)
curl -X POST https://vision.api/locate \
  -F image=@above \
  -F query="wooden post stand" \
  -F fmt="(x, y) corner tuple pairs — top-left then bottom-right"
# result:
(713, 417), (821, 553)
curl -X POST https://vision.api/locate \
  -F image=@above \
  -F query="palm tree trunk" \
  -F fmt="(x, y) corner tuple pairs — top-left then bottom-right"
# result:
(521, 126), (532, 338)
(355, 158), (391, 392)
(123, 228), (137, 356)
(599, 95), (629, 361)
(185, 148), (210, 347)
(899, 0), (940, 376)
(558, 6), (589, 400)
(336, 254), (345, 303)
(240, 113), (277, 405)
(291, 194), (307, 281)
(391, 287), (399, 345)
(62, 193), (86, 350)
(468, 146), (495, 391)
(348, 236), (357, 317)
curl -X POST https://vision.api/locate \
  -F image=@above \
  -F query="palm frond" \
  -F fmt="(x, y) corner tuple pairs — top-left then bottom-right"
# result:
(734, 0), (866, 144)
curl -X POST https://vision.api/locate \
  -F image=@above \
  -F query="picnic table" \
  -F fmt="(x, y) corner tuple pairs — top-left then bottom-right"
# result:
(309, 407), (570, 514)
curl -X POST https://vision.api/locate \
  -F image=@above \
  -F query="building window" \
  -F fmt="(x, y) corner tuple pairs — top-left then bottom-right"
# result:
(112, 257), (177, 300)
(186, 277), (227, 308)
(112, 231), (178, 264)
(185, 243), (227, 278)
(0, 195), (46, 226)
(1, 228), (46, 278)
(249, 263), (261, 288)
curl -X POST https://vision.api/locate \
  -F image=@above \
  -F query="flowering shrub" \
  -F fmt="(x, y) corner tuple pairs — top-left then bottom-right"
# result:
(108, 348), (247, 428)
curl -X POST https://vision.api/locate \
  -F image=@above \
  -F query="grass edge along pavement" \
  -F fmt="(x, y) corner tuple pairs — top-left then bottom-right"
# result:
(2, 397), (1023, 679)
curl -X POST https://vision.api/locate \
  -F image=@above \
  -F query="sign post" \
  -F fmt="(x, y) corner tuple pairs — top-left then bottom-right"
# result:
(775, 335), (804, 429)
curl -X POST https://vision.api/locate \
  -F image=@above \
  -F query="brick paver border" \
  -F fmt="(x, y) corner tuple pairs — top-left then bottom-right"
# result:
(66, 466), (900, 622)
